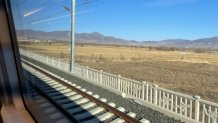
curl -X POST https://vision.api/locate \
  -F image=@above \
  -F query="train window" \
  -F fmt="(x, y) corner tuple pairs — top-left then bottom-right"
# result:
(10, 0), (71, 62)
(8, 0), (218, 123)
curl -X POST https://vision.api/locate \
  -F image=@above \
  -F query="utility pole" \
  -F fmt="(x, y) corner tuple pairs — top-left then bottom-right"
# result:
(70, 0), (76, 71)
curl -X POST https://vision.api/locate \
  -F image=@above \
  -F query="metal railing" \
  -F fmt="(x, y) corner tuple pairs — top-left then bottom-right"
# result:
(20, 49), (218, 123)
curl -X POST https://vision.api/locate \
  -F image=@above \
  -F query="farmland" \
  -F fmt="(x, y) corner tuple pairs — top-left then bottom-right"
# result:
(20, 42), (218, 103)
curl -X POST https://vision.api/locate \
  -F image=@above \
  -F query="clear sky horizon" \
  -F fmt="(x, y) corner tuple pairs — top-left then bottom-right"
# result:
(12, 0), (218, 41)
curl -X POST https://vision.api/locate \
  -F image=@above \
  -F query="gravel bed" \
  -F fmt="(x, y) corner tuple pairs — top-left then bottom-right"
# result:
(22, 56), (184, 123)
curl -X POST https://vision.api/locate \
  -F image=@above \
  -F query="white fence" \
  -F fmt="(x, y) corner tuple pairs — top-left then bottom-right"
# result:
(20, 49), (218, 123)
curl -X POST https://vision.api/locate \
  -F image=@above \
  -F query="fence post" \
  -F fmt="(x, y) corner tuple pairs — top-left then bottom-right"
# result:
(145, 82), (149, 101)
(100, 70), (103, 84)
(142, 81), (146, 100)
(118, 75), (121, 91)
(74, 63), (77, 74)
(153, 84), (158, 105)
(194, 95), (200, 121)
(46, 56), (48, 63)
(52, 57), (55, 66)
(86, 66), (89, 78)
(58, 60), (61, 69)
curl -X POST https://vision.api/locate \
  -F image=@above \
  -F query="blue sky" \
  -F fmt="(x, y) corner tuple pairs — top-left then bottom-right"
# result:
(11, 0), (218, 41)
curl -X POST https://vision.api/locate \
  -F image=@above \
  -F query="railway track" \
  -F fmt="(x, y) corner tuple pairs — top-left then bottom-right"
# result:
(22, 59), (149, 123)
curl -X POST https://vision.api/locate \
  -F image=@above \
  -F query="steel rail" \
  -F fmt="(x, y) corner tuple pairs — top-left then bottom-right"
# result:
(22, 59), (140, 123)
(24, 68), (80, 123)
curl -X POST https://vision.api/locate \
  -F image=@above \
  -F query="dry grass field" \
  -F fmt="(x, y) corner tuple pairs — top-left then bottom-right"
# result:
(20, 42), (218, 103)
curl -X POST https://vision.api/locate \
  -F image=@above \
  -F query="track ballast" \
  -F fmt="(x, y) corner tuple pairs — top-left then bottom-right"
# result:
(22, 59), (149, 123)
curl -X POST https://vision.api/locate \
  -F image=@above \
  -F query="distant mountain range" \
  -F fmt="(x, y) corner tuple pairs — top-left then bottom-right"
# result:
(16, 29), (218, 49)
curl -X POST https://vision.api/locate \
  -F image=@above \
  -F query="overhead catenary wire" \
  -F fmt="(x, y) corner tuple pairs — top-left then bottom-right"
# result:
(51, 0), (100, 13)
(15, 10), (67, 27)
(13, 0), (99, 11)
(31, 14), (71, 24)
(52, 0), (71, 12)
(16, 8), (89, 27)
(76, 0), (99, 7)
(29, 10), (68, 24)
(22, 0), (70, 23)
(29, 0), (99, 24)
(15, 0), (99, 26)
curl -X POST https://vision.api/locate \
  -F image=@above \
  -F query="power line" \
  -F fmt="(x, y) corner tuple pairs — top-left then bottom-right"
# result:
(16, 8), (85, 27)
(16, 10), (67, 27)
(16, 0), (100, 26)
(30, 10), (67, 23)
(76, 0), (99, 7)
(31, 14), (71, 25)
(51, 0), (100, 13)
(13, 0), (99, 14)
(19, 0), (70, 26)
(51, 0), (71, 12)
